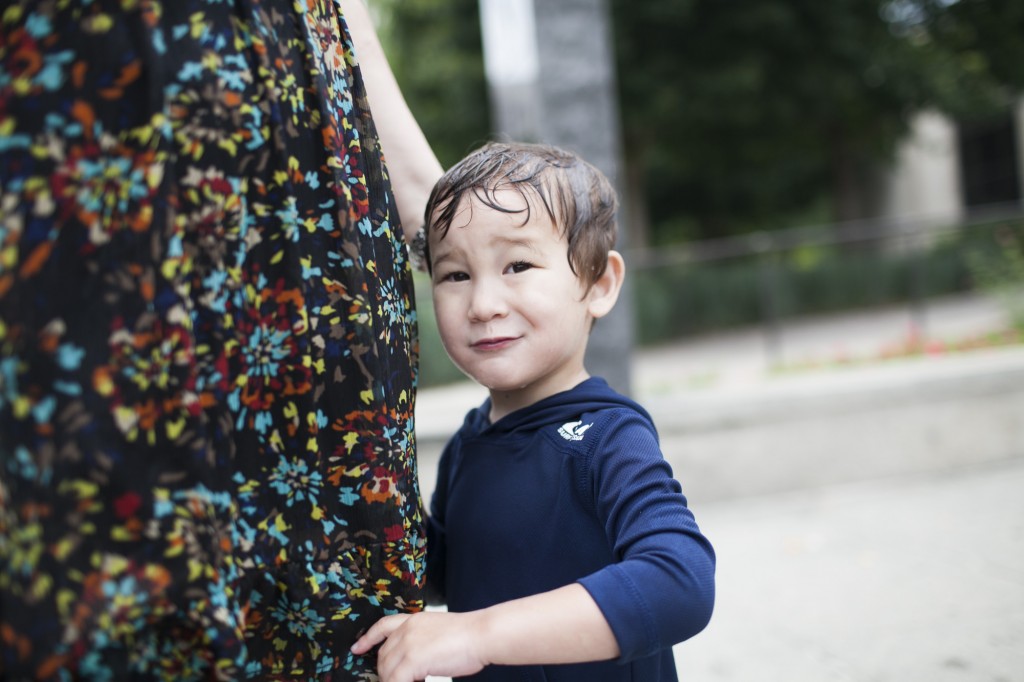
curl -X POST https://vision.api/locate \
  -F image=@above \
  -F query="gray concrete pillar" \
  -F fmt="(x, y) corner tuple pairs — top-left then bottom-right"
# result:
(480, 0), (634, 395)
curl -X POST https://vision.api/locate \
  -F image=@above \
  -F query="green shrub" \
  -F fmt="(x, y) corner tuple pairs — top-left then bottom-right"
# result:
(631, 218), (1023, 348)
(967, 224), (1024, 328)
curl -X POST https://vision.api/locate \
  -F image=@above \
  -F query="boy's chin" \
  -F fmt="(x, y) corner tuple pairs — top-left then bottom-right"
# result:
(458, 366), (522, 393)
(472, 376), (530, 395)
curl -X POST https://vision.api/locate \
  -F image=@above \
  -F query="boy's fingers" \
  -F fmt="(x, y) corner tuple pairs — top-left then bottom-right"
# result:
(351, 614), (410, 654)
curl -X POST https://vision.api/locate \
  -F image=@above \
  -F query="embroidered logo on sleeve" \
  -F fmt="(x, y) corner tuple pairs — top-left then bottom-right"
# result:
(558, 420), (593, 441)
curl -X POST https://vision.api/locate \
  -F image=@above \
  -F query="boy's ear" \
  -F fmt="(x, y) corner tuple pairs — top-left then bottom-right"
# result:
(587, 250), (625, 320)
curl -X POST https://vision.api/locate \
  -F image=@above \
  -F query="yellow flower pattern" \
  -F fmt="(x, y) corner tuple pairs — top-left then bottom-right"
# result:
(0, 1), (425, 678)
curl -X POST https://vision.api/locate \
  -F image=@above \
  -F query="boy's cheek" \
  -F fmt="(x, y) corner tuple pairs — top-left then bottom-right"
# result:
(431, 302), (459, 332)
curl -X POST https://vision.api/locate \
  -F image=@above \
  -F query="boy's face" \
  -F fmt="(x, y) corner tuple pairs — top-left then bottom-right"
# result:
(429, 188), (609, 416)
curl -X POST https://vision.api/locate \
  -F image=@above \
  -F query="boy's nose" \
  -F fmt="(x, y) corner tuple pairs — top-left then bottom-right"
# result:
(467, 280), (509, 322)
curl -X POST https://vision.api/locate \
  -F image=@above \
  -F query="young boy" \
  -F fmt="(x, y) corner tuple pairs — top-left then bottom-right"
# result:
(351, 142), (716, 681)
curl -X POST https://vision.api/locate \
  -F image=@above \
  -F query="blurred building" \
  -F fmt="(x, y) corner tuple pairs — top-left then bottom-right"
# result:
(880, 98), (1024, 229)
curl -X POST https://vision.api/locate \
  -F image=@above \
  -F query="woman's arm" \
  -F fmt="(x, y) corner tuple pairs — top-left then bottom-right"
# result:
(350, 583), (619, 682)
(340, 0), (443, 243)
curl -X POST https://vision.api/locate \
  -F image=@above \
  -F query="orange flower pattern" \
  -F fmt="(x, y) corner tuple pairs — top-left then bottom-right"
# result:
(0, 1), (424, 679)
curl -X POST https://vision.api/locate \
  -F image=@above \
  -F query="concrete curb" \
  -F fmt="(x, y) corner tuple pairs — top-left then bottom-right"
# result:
(649, 345), (1024, 430)
(650, 346), (1024, 503)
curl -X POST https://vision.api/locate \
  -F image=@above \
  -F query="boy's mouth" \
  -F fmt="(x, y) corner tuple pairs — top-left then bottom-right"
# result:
(471, 336), (519, 351)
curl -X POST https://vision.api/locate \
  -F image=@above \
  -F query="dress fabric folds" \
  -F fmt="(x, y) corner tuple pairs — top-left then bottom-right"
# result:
(0, 1), (424, 679)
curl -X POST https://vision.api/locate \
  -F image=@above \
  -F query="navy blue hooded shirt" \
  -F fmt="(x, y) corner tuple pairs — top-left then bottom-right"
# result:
(426, 377), (716, 681)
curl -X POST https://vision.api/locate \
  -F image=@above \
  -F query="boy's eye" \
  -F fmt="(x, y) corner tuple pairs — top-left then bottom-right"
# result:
(440, 271), (469, 283)
(507, 261), (533, 274)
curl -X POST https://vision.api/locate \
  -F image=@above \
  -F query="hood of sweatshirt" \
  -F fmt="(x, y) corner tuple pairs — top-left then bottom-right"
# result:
(461, 377), (654, 438)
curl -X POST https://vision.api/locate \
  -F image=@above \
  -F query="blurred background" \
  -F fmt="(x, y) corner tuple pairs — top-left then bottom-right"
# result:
(367, 0), (1024, 679)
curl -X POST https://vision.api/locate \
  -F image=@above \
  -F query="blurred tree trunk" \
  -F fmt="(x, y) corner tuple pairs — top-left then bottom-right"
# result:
(830, 135), (888, 226)
(624, 155), (650, 249)
(831, 137), (866, 224)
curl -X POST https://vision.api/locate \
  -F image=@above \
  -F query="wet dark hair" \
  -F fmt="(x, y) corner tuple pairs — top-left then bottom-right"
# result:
(423, 141), (618, 290)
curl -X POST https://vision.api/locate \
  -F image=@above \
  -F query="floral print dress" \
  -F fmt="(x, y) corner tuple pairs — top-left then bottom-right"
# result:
(0, 1), (424, 679)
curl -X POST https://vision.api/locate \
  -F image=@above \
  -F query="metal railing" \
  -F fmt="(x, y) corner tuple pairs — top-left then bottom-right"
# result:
(624, 202), (1024, 366)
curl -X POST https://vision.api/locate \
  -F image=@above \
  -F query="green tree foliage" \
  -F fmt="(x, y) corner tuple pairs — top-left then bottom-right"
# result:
(610, 0), (1014, 241)
(368, 0), (491, 169)
(370, 0), (1017, 243)
(910, 0), (1024, 109)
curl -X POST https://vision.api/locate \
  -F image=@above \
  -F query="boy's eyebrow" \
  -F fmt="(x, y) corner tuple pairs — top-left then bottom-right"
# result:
(431, 249), (456, 268)
(429, 232), (547, 270)
(429, 242), (469, 269)
(494, 235), (543, 252)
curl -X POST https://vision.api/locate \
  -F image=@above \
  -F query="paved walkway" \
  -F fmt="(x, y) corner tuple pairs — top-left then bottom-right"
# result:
(674, 458), (1024, 681)
(416, 293), (1024, 681)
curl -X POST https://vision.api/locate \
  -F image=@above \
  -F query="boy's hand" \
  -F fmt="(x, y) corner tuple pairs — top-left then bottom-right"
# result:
(351, 611), (490, 682)
(351, 584), (620, 678)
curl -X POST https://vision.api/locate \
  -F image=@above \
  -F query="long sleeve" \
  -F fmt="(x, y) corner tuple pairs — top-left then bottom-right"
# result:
(576, 412), (716, 662)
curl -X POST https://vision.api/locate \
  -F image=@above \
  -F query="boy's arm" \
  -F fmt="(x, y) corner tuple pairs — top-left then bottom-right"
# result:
(339, 0), (444, 244)
(577, 411), (716, 660)
(350, 583), (619, 682)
